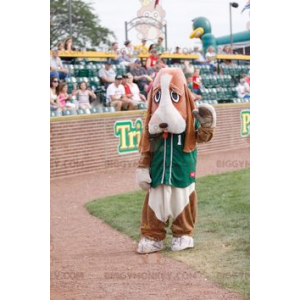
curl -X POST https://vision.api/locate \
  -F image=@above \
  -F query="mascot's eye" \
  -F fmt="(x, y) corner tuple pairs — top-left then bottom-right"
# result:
(153, 12), (158, 18)
(170, 91), (179, 102)
(154, 90), (161, 103)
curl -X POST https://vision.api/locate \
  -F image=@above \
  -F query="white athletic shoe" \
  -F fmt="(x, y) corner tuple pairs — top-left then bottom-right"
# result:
(136, 237), (164, 254)
(171, 236), (194, 251)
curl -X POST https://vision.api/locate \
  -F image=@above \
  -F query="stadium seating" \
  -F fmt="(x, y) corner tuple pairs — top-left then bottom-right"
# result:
(51, 59), (249, 117)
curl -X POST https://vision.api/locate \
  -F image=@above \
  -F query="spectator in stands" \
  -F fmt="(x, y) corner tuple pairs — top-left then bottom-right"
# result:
(50, 77), (62, 111)
(155, 37), (165, 53)
(57, 42), (64, 51)
(147, 60), (164, 79)
(205, 46), (217, 74)
(121, 74), (139, 110)
(236, 77), (250, 99)
(99, 61), (116, 88)
(122, 74), (132, 98)
(122, 40), (135, 59)
(220, 45), (233, 66)
(130, 59), (152, 93)
(119, 41), (136, 67)
(127, 73), (147, 103)
(110, 42), (122, 64)
(134, 39), (149, 54)
(174, 46), (181, 54)
(157, 52), (166, 67)
(191, 47), (208, 65)
(186, 74), (202, 101)
(145, 46), (158, 69)
(192, 68), (203, 95)
(221, 46), (231, 55)
(57, 82), (76, 110)
(64, 37), (75, 51)
(182, 60), (194, 76)
(50, 49), (69, 80)
(72, 81), (96, 110)
(106, 75), (128, 111)
(171, 47), (182, 64)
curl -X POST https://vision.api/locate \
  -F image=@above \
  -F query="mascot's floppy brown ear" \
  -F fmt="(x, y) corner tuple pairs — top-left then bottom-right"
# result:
(183, 85), (197, 153)
(139, 88), (153, 153)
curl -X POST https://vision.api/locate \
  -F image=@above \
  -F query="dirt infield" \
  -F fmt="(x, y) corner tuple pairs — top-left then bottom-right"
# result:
(51, 147), (250, 300)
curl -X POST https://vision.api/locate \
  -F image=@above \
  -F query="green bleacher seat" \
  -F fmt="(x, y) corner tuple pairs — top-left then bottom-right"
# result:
(108, 107), (116, 112)
(62, 110), (77, 116)
(77, 109), (91, 115)
(50, 110), (63, 117)
(90, 107), (104, 113)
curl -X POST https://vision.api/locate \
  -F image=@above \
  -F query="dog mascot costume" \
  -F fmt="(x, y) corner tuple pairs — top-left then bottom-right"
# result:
(136, 68), (216, 254)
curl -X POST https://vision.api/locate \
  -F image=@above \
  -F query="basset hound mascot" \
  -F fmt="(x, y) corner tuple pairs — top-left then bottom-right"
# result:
(136, 68), (216, 254)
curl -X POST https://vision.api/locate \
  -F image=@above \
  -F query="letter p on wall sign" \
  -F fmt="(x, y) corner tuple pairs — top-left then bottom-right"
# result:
(240, 110), (250, 137)
(114, 119), (143, 154)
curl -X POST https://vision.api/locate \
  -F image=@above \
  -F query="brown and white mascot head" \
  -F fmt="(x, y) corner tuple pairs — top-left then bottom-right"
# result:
(140, 67), (216, 153)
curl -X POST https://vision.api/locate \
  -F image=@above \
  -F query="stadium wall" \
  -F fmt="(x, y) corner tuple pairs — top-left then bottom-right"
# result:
(50, 104), (250, 179)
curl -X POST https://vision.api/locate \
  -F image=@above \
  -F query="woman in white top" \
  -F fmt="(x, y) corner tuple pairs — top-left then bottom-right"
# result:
(73, 81), (97, 110)
(127, 73), (146, 104)
(50, 77), (62, 111)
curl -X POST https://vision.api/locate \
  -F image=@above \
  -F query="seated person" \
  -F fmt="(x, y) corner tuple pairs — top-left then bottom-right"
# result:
(170, 46), (182, 64)
(106, 75), (129, 111)
(127, 73), (146, 103)
(50, 49), (69, 80)
(72, 81), (96, 110)
(145, 45), (158, 69)
(50, 76), (62, 111)
(147, 60), (164, 79)
(186, 74), (202, 101)
(205, 46), (217, 74)
(155, 37), (165, 53)
(191, 47), (209, 65)
(236, 78), (250, 98)
(121, 74), (139, 110)
(110, 42), (122, 64)
(134, 39), (149, 55)
(130, 59), (152, 93)
(57, 82), (76, 110)
(98, 60), (116, 88)
(182, 60), (194, 76)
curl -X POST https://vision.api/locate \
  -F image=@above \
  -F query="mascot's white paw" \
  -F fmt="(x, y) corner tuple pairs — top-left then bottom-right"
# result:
(171, 236), (194, 251)
(137, 237), (164, 254)
(136, 168), (152, 191)
(193, 103), (217, 128)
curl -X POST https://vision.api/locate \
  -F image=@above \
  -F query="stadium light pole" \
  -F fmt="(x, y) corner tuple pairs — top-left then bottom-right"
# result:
(68, 0), (72, 36)
(229, 2), (239, 50)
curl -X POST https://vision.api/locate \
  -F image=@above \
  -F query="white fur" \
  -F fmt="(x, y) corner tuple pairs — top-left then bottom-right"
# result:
(136, 168), (152, 191)
(149, 74), (186, 134)
(198, 103), (217, 128)
(148, 183), (195, 222)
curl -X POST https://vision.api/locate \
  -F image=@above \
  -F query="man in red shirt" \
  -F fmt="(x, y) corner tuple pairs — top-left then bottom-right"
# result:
(121, 74), (138, 110)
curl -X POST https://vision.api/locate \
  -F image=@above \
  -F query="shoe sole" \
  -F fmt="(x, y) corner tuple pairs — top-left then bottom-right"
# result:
(136, 246), (165, 255)
(171, 245), (194, 252)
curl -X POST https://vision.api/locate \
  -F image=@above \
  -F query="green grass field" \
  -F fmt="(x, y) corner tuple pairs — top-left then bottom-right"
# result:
(86, 168), (250, 299)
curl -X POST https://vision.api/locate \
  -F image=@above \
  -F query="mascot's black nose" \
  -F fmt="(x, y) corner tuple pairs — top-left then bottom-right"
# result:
(159, 123), (168, 129)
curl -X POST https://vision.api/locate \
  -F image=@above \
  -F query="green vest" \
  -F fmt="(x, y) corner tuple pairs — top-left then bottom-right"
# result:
(150, 122), (200, 188)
